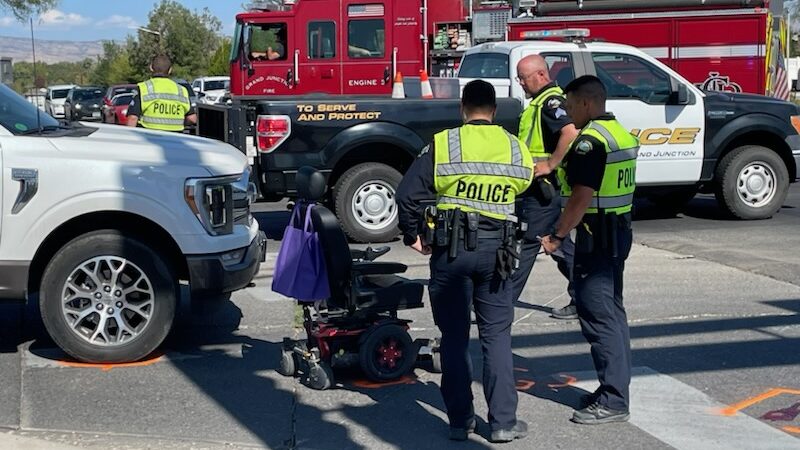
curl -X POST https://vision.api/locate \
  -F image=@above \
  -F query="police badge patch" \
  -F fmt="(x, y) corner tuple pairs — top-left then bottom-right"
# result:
(547, 98), (562, 109)
(575, 140), (593, 155)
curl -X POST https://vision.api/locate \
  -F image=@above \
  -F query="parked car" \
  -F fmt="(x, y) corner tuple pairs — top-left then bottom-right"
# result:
(64, 87), (105, 122)
(192, 76), (230, 105)
(45, 84), (77, 118)
(0, 82), (266, 363)
(103, 84), (136, 107)
(102, 92), (134, 124)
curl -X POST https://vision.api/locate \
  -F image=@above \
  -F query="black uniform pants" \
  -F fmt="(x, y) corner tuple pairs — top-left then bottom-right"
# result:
(510, 195), (575, 303)
(428, 238), (518, 431)
(573, 221), (633, 411)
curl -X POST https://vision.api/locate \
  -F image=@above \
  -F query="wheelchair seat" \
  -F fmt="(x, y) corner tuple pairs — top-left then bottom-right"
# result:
(294, 167), (425, 315)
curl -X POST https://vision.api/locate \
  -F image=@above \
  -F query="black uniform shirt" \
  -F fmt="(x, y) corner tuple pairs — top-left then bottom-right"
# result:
(564, 114), (615, 192)
(527, 81), (574, 153)
(396, 120), (504, 246)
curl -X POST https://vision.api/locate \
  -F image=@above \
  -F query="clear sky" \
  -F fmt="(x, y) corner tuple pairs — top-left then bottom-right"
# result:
(0, 1), (244, 41)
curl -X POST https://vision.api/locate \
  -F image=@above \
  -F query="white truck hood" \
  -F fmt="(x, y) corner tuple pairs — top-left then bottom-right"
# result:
(49, 123), (247, 176)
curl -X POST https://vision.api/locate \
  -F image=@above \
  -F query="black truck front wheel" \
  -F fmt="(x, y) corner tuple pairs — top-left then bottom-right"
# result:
(714, 145), (789, 220)
(334, 163), (402, 243)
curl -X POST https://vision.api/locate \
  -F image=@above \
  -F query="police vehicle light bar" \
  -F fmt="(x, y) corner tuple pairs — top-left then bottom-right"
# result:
(520, 29), (590, 40)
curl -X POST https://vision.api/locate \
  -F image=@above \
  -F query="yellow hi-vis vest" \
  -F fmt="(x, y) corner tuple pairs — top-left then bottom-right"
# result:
(137, 78), (191, 132)
(518, 85), (564, 163)
(561, 119), (639, 215)
(434, 124), (534, 221)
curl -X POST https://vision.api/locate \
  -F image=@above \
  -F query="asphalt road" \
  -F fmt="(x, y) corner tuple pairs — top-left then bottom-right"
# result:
(0, 184), (798, 449)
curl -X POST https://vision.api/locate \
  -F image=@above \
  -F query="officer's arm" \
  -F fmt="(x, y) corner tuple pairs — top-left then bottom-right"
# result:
(554, 185), (594, 238)
(396, 143), (436, 246)
(552, 136), (606, 239)
(185, 96), (197, 125)
(537, 96), (578, 176)
(543, 123), (579, 174)
(126, 91), (142, 127)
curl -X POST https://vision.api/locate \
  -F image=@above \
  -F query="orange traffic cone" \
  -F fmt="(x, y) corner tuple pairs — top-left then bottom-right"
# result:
(420, 70), (434, 99)
(392, 72), (405, 99)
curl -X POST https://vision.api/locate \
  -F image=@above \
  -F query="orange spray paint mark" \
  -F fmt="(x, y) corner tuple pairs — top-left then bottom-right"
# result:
(516, 379), (535, 391)
(350, 375), (417, 389)
(718, 388), (800, 416)
(57, 353), (164, 372)
(548, 374), (578, 389)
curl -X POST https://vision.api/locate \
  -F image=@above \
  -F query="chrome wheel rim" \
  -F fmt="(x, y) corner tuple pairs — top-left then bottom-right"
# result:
(61, 256), (154, 347)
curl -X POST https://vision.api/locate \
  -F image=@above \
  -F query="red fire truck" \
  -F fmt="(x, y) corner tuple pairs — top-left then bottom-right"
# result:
(230, 0), (468, 97)
(510, 0), (790, 99)
(228, 0), (789, 99)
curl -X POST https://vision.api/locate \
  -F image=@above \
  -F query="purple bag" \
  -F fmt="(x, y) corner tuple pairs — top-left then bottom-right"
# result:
(271, 203), (331, 302)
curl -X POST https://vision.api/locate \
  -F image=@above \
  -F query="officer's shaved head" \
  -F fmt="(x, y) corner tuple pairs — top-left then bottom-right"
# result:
(150, 54), (172, 75)
(564, 75), (607, 129)
(461, 80), (497, 119)
(517, 55), (548, 77)
(516, 54), (551, 98)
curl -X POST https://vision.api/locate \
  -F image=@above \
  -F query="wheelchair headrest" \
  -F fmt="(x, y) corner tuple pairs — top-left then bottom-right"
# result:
(296, 166), (326, 202)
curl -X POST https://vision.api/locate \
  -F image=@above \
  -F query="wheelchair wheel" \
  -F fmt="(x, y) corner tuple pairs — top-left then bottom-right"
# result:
(359, 324), (416, 382)
(277, 350), (297, 377)
(308, 362), (334, 390)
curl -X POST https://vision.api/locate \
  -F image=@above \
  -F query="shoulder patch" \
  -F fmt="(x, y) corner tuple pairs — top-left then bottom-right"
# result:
(575, 139), (593, 155)
(547, 97), (562, 109)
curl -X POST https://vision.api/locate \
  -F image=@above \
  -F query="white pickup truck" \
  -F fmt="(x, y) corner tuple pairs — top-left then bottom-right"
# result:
(458, 35), (800, 219)
(0, 83), (266, 363)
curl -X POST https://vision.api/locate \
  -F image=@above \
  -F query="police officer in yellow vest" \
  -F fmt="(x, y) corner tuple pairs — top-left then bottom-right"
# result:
(541, 75), (638, 425)
(512, 55), (580, 320)
(126, 54), (196, 132)
(397, 80), (533, 443)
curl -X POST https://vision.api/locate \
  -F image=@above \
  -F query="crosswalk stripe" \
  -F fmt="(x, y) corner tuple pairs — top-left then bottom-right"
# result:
(572, 367), (800, 450)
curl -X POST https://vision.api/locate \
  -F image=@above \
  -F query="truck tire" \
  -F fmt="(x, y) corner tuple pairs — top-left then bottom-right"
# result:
(334, 163), (401, 243)
(39, 230), (177, 363)
(714, 145), (789, 220)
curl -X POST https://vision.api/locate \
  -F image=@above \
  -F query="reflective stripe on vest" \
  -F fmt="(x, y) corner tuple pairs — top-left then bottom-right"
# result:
(437, 128), (531, 181)
(138, 78), (190, 132)
(518, 85), (564, 157)
(433, 124), (534, 221)
(560, 120), (639, 215)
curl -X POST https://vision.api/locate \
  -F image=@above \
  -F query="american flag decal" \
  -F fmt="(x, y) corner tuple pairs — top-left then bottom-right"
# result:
(348, 4), (384, 17)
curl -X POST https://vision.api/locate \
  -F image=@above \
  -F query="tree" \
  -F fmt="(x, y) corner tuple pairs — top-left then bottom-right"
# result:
(0, 0), (57, 20)
(90, 41), (135, 86)
(128, 0), (223, 80)
(207, 38), (232, 76)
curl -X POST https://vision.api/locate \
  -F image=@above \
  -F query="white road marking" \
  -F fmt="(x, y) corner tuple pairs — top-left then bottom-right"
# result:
(572, 367), (800, 450)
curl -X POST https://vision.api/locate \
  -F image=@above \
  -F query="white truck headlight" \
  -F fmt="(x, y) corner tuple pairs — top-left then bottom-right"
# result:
(184, 175), (239, 235)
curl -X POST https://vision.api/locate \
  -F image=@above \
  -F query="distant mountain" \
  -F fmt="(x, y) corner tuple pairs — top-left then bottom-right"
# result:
(0, 35), (107, 63)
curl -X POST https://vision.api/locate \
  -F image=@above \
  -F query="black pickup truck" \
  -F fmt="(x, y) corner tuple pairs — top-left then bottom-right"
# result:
(198, 96), (522, 243)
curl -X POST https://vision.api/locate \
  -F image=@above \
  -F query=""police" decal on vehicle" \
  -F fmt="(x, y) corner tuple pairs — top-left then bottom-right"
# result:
(630, 128), (701, 145)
